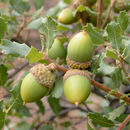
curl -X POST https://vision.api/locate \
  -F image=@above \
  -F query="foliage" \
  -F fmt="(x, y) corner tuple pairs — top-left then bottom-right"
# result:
(0, 0), (129, 129)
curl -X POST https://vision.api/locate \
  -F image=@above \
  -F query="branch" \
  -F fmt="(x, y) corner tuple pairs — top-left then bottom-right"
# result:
(117, 51), (130, 81)
(44, 56), (130, 104)
(118, 114), (130, 130)
(97, 0), (103, 28)
(101, 0), (116, 29)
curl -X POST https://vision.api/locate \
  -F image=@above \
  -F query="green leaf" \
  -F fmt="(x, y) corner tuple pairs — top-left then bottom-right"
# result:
(57, 22), (74, 32)
(0, 17), (7, 40)
(63, 0), (71, 4)
(39, 125), (53, 130)
(0, 64), (7, 86)
(117, 11), (129, 32)
(106, 22), (122, 50)
(31, 7), (43, 20)
(85, 24), (105, 45)
(25, 46), (43, 63)
(27, 18), (43, 30)
(98, 61), (115, 75)
(39, 16), (58, 49)
(108, 105), (125, 121)
(9, 0), (30, 14)
(74, 5), (96, 16)
(33, 0), (44, 10)
(0, 39), (30, 58)
(45, 0), (67, 18)
(103, 77), (115, 89)
(87, 112), (115, 127)
(36, 100), (45, 115)
(91, 53), (106, 74)
(111, 67), (123, 88)
(52, 77), (63, 99)
(87, 117), (94, 130)
(61, 121), (71, 128)
(18, 106), (31, 117)
(15, 122), (31, 130)
(10, 80), (23, 110)
(0, 100), (5, 129)
(106, 49), (120, 60)
(48, 96), (61, 115)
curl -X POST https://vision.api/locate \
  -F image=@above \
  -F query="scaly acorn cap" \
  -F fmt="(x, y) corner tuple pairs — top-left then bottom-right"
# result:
(63, 69), (90, 83)
(66, 56), (91, 70)
(30, 64), (56, 88)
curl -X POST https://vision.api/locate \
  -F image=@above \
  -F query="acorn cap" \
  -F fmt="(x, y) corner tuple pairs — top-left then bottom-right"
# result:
(30, 64), (56, 88)
(63, 69), (90, 83)
(66, 56), (91, 70)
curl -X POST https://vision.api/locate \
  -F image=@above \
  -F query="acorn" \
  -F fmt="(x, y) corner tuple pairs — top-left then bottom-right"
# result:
(114, 0), (125, 12)
(21, 64), (56, 103)
(58, 8), (75, 24)
(48, 38), (66, 63)
(63, 69), (91, 105)
(67, 31), (93, 69)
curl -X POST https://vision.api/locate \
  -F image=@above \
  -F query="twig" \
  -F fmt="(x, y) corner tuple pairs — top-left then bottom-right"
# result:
(14, 16), (26, 39)
(101, 0), (116, 29)
(117, 114), (130, 130)
(91, 79), (130, 104)
(44, 56), (130, 104)
(117, 51), (130, 81)
(97, 0), (103, 28)
(8, 61), (29, 79)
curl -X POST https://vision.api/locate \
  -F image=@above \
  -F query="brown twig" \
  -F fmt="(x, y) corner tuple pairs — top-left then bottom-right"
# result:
(44, 56), (130, 104)
(101, 0), (116, 29)
(117, 51), (130, 81)
(97, 0), (103, 28)
(117, 114), (130, 130)
(13, 17), (32, 39)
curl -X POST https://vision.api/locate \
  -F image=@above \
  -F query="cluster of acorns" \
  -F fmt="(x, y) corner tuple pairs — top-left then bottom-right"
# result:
(20, 6), (94, 106)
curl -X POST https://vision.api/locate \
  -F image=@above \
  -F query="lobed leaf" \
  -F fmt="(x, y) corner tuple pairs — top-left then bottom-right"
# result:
(106, 22), (122, 50)
(106, 49), (120, 60)
(85, 24), (105, 45)
(0, 39), (30, 58)
(9, 0), (30, 14)
(31, 7), (44, 20)
(117, 11), (129, 32)
(111, 67), (123, 88)
(48, 96), (61, 115)
(108, 105), (125, 121)
(36, 100), (45, 115)
(33, 0), (44, 10)
(39, 16), (58, 49)
(87, 112), (115, 127)
(25, 46), (43, 63)
(52, 77), (63, 99)
(45, 0), (67, 18)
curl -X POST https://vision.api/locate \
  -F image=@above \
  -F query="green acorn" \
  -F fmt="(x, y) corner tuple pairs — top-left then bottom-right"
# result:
(67, 31), (93, 69)
(58, 8), (75, 24)
(21, 64), (56, 103)
(63, 69), (91, 105)
(48, 38), (66, 62)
